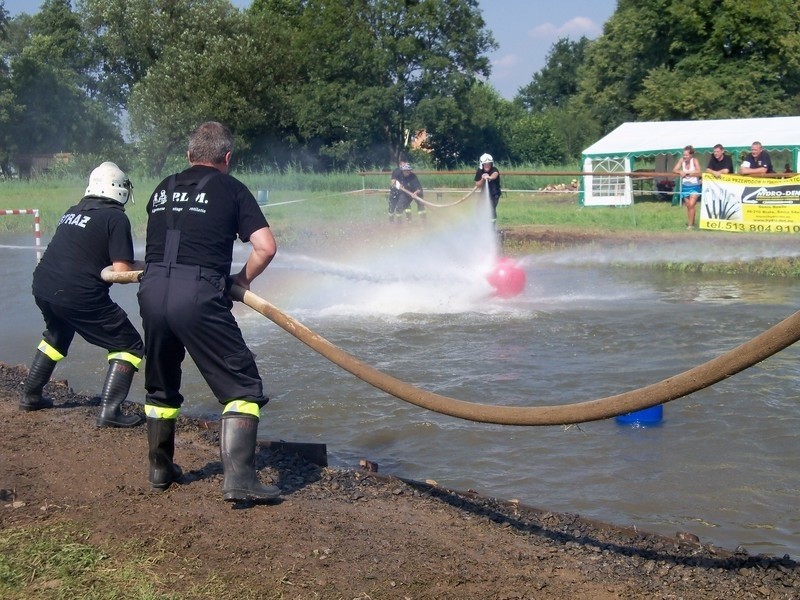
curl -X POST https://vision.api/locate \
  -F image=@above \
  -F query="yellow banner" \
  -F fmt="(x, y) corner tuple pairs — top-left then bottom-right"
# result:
(700, 174), (800, 233)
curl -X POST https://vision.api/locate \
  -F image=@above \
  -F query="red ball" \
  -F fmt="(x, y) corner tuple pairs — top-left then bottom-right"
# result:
(486, 257), (526, 298)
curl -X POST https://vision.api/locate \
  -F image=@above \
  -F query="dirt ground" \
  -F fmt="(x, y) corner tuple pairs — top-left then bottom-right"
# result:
(1, 362), (798, 600)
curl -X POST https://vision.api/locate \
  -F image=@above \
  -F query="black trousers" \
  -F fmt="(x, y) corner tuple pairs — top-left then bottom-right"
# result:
(138, 263), (266, 410)
(35, 296), (143, 358)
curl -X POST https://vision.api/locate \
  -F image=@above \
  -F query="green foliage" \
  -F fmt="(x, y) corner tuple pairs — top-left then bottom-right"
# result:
(506, 113), (564, 165)
(4, 0), (800, 177)
(517, 37), (590, 113)
(1, 0), (122, 168)
(418, 83), (516, 168)
(576, 0), (800, 133)
(265, 0), (495, 170)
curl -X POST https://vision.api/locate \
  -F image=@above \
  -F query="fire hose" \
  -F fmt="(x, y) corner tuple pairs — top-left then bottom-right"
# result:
(102, 266), (800, 426)
(395, 182), (478, 208)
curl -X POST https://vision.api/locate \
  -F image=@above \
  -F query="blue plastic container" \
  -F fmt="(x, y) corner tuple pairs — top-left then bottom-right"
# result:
(615, 404), (663, 426)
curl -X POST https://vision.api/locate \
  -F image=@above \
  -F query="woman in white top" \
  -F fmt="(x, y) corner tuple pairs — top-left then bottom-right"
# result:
(672, 145), (702, 229)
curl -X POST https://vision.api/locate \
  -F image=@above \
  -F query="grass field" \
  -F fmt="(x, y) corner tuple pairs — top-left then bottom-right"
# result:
(0, 169), (683, 237)
(3, 170), (798, 277)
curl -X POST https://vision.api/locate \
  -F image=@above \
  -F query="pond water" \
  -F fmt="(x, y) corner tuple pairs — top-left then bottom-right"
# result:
(1, 193), (798, 558)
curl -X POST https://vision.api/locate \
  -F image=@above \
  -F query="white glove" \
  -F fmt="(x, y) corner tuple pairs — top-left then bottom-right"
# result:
(395, 181), (401, 189)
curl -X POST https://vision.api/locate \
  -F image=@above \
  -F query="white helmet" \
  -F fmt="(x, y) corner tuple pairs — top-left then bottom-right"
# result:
(479, 153), (493, 166)
(85, 161), (133, 205)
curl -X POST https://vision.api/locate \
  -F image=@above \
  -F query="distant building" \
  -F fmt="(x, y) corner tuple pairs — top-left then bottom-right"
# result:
(14, 153), (72, 178)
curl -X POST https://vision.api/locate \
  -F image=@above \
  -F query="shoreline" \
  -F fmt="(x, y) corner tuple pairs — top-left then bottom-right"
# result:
(1, 362), (798, 599)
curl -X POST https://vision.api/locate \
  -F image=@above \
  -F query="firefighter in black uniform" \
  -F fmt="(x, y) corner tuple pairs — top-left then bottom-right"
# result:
(138, 121), (280, 502)
(388, 162), (425, 222)
(21, 161), (145, 428)
(474, 153), (502, 228)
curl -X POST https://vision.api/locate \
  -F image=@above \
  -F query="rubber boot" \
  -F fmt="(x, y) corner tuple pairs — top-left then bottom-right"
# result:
(96, 360), (144, 427)
(20, 350), (57, 411)
(147, 417), (182, 491)
(220, 414), (280, 502)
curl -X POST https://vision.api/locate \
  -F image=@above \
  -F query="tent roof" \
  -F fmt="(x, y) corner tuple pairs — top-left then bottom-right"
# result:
(582, 116), (800, 158)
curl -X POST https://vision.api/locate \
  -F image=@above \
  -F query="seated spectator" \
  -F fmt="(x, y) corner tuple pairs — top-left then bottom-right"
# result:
(740, 141), (773, 175)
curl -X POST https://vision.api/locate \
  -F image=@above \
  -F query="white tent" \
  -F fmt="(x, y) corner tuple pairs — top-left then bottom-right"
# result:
(580, 116), (800, 206)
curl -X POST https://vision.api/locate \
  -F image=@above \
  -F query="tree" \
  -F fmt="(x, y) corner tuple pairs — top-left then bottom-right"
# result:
(417, 82), (513, 169)
(517, 37), (590, 113)
(506, 113), (564, 166)
(541, 99), (600, 163)
(577, 0), (800, 133)
(254, 0), (496, 169)
(0, 1), (15, 175)
(127, 6), (291, 175)
(633, 1), (800, 119)
(3, 0), (122, 171)
(82, 0), (245, 112)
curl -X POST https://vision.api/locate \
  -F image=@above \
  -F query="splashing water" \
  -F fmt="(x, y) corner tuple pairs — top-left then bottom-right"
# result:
(249, 187), (505, 316)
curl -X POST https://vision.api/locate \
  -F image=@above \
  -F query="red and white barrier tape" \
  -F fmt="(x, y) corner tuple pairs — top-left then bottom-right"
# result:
(0, 209), (42, 261)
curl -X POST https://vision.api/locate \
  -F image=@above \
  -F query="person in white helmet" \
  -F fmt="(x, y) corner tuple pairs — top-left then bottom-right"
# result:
(474, 153), (502, 227)
(21, 162), (145, 428)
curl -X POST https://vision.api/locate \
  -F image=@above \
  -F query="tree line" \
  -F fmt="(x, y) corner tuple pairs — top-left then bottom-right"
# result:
(1, 0), (798, 178)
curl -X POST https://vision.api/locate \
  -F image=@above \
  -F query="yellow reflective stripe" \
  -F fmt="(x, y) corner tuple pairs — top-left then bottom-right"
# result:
(37, 340), (65, 362)
(108, 352), (142, 369)
(145, 405), (180, 420)
(222, 400), (260, 418)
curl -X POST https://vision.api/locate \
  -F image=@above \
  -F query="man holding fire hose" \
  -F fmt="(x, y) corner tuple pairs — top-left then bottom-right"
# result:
(137, 121), (281, 502)
(388, 161), (425, 222)
(21, 162), (145, 428)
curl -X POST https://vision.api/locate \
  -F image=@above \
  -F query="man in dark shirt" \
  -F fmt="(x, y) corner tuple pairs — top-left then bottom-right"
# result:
(740, 141), (774, 175)
(22, 162), (145, 428)
(474, 153), (502, 227)
(388, 162), (425, 222)
(705, 144), (734, 176)
(138, 121), (280, 502)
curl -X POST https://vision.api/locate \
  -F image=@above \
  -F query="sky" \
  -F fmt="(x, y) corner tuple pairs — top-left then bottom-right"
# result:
(4, 0), (618, 99)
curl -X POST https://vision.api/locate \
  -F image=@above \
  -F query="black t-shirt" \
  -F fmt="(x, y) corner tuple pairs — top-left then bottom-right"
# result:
(145, 165), (269, 274)
(390, 168), (423, 195)
(707, 154), (734, 173)
(741, 150), (774, 173)
(32, 197), (134, 307)
(474, 166), (502, 199)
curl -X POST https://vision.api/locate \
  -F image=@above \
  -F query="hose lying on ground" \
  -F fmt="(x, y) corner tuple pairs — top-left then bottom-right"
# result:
(102, 266), (800, 426)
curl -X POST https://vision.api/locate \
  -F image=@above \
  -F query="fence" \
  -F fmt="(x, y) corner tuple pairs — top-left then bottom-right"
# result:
(0, 209), (42, 261)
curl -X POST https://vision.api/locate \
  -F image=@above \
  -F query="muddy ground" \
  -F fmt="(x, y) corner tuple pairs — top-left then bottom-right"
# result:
(1, 362), (798, 600)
